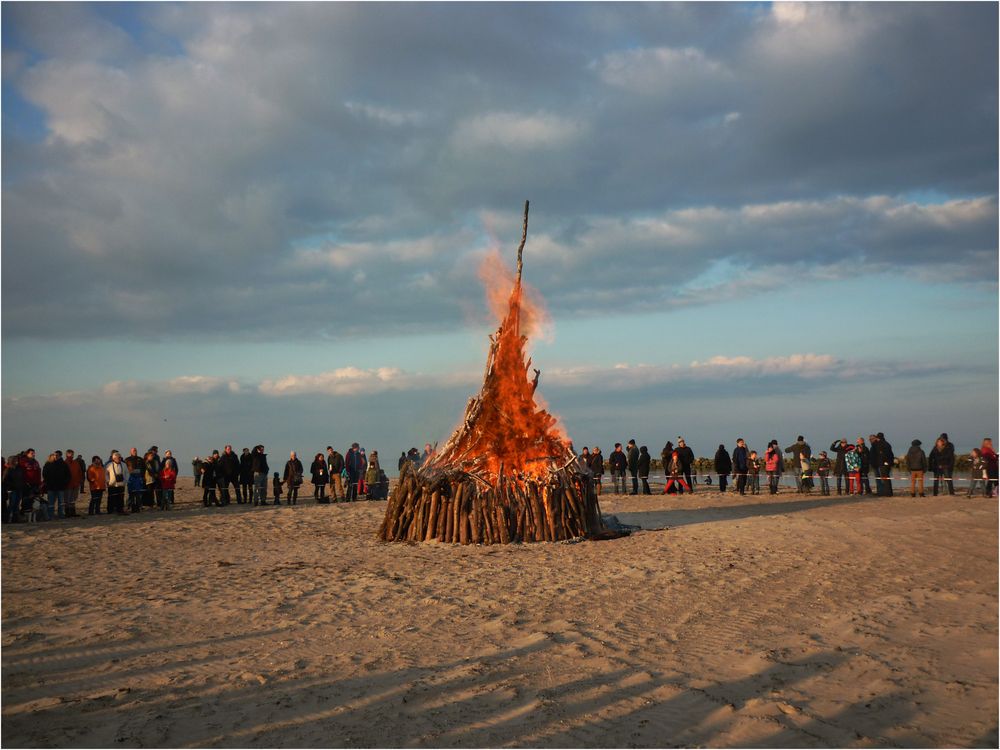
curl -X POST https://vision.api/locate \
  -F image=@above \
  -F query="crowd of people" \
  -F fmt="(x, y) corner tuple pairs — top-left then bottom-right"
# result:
(3, 433), (996, 524)
(575, 434), (998, 499)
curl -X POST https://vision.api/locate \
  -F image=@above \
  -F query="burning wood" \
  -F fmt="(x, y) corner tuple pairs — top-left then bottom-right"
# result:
(379, 201), (608, 544)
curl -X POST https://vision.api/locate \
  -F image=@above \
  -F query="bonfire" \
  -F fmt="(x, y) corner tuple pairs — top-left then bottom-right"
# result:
(379, 201), (607, 544)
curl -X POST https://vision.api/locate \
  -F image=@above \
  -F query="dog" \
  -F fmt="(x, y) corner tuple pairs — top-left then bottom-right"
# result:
(27, 497), (45, 523)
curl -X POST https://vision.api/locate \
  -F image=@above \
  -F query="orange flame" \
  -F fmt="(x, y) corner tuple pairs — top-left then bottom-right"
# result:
(425, 253), (572, 483)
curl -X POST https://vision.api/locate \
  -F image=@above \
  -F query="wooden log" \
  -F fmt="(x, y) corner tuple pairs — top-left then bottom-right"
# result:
(470, 492), (482, 544)
(542, 487), (557, 541)
(425, 490), (440, 542)
(437, 493), (450, 541)
(497, 503), (511, 544)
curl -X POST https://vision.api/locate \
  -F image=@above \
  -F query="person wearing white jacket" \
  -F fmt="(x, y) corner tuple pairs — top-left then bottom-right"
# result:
(106, 452), (127, 515)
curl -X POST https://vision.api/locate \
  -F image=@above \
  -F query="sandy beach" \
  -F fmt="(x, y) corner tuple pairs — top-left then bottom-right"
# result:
(2, 479), (996, 748)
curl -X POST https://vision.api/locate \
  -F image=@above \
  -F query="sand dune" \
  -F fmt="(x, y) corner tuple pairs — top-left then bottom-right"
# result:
(2, 478), (996, 747)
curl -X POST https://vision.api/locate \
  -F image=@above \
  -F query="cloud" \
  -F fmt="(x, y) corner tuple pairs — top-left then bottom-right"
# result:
(1, 2), (996, 344)
(451, 111), (584, 151)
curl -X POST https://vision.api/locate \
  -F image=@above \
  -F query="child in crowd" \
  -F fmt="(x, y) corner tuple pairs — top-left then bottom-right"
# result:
(272, 472), (283, 503)
(845, 444), (861, 494)
(816, 451), (832, 495)
(159, 459), (177, 510)
(800, 451), (813, 493)
(748, 451), (761, 495)
(968, 449), (988, 497)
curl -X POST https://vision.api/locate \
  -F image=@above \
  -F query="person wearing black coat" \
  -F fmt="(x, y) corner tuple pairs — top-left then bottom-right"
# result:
(677, 439), (695, 492)
(238, 449), (253, 505)
(251, 445), (269, 505)
(609, 444), (628, 494)
(588, 447), (604, 495)
(714, 445), (732, 494)
(829, 439), (848, 494)
(283, 452), (304, 505)
(310, 454), (329, 503)
(626, 440), (640, 495)
(637, 446), (651, 495)
(218, 445), (241, 505)
(42, 454), (71, 519)
(929, 434), (956, 495)
(201, 456), (218, 507)
(873, 432), (894, 496)
(327, 449), (346, 501)
(732, 439), (749, 495)
(855, 438), (872, 495)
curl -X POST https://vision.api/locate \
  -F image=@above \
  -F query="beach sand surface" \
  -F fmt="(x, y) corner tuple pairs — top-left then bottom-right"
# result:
(2, 479), (996, 747)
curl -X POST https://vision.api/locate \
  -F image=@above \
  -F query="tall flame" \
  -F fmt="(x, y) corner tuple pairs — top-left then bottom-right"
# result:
(424, 242), (573, 482)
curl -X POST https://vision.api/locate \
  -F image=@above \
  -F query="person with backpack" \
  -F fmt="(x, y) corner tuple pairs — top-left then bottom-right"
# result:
(784, 436), (811, 492)
(284, 451), (304, 505)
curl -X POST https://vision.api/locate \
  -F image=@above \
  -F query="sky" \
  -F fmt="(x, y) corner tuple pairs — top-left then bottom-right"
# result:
(2, 1), (997, 471)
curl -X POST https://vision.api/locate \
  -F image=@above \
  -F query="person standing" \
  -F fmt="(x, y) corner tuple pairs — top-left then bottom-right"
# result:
(967, 449), (989, 497)
(218, 445), (241, 505)
(4, 455), (27, 523)
(609, 443), (628, 494)
(626, 439), (639, 495)
(64, 449), (84, 517)
(829, 439), (848, 495)
(86, 456), (106, 515)
(327, 448), (345, 502)
(855, 437), (872, 495)
(784, 436), (811, 493)
(816, 452), (831, 495)
(904, 439), (927, 497)
(937, 433), (956, 495)
(106, 452), (127, 514)
(732, 439), (749, 496)
(748, 450), (762, 495)
(160, 454), (177, 510)
(251, 445), (269, 506)
(19, 449), (42, 502)
(677, 438), (695, 493)
(589, 446), (604, 495)
(765, 441), (781, 495)
(714, 444), (732, 494)
(845, 444), (862, 494)
(366, 451), (383, 499)
(124, 448), (144, 513)
(201, 454), (219, 507)
(42, 452), (69, 520)
(239, 448), (254, 505)
(637, 446), (651, 495)
(284, 451), (304, 505)
(875, 432), (894, 497)
(311, 453), (329, 503)
(345, 443), (362, 501)
(143, 451), (158, 509)
(192, 456), (203, 487)
(981, 438), (998, 497)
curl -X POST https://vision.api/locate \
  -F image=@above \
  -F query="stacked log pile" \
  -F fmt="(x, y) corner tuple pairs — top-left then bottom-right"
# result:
(378, 201), (607, 544)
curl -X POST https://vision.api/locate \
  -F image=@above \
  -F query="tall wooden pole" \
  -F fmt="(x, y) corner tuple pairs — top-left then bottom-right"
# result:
(515, 200), (529, 286)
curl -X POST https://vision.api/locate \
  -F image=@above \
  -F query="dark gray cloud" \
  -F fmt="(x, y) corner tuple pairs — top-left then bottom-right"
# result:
(2, 2), (996, 341)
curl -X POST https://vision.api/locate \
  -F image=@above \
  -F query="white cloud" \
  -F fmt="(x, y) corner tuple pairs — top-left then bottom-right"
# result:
(595, 45), (733, 97)
(451, 111), (583, 151)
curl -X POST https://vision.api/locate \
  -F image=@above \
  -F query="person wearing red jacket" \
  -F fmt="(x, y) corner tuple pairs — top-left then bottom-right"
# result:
(19, 449), (41, 493)
(159, 450), (178, 510)
(981, 438), (998, 498)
